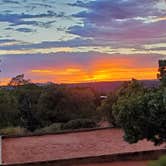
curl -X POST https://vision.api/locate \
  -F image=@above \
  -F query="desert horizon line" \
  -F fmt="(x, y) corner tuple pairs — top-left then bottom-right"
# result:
(0, 77), (158, 86)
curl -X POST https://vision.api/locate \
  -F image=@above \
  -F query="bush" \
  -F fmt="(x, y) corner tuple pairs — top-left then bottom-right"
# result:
(62, 119), (97, 130)
(35, 123), (62, 134)
(0, 127), (27, 136)
(148, 156), (166, 166)
(0, 90), (20, 129)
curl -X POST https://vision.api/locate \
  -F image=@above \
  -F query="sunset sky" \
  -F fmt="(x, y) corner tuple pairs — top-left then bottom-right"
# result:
(0, 0), (166, 84)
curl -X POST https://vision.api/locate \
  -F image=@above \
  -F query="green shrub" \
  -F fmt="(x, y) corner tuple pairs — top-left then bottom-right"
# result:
(148, 156), (166, 166)
(62, 119), (97, 130)
(35, 123), (62, 134)
(0, 127), (27, 136)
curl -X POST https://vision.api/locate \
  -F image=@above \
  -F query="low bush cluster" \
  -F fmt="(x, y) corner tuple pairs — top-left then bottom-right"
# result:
(62, 119), (97, 130)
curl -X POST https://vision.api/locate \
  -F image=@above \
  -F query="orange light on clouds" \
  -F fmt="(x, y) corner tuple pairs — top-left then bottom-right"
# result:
(0, 77), (10, 86)
(29, 67), (157, 83)
(0, 55), (158, 85)
(29, 56), (157, 83)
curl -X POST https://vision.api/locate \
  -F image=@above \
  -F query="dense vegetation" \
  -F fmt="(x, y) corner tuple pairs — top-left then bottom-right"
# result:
(0, 75), (102, 135)
(99, 79), (166, 145)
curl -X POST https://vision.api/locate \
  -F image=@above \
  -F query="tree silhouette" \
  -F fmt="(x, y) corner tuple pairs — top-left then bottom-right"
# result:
(8, 74), (30, 86)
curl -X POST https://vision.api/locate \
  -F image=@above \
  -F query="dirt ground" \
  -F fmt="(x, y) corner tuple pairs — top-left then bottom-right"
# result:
(2, 128), (165, 164)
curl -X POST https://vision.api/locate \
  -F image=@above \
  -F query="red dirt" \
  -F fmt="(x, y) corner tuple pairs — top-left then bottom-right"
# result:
(2, 129), (165, 164)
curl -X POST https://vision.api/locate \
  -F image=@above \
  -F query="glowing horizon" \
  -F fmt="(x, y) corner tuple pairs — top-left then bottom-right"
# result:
(0, 55), (159, 85)
(0, 0), (165, 84)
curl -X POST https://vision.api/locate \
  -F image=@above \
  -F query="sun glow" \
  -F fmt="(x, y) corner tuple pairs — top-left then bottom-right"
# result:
(29, 57), (157, 84)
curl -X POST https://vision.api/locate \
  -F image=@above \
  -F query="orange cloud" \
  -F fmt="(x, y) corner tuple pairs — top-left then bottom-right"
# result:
(0, 66), (157, 85)
(0, 56), (158, 85)
(29, 57), (157, 83)
(0, 78), (10, 86)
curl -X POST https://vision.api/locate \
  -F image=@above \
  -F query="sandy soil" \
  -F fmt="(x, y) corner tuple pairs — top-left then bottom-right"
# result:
(2, 129), (165, 164)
